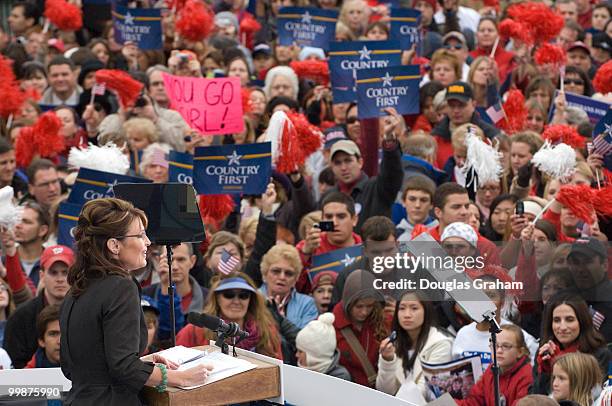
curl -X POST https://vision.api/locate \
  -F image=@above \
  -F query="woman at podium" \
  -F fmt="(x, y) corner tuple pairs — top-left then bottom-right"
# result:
(60, 198), (211, 405)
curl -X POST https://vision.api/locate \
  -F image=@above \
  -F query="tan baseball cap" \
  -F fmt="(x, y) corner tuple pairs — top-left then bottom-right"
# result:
(330, 140), (361, 159)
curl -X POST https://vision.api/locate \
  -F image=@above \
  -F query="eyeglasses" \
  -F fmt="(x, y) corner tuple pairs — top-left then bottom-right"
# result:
(34, 179), (60, 189)
(220, 290), (251, 300)
(269, 268), (297, 278)
(563, 78), (584, 86)
(490, 343), (516, 351)
(115, 231), (148, 240)
(346, 116), (359, 125)
(444, 44), (464, 50)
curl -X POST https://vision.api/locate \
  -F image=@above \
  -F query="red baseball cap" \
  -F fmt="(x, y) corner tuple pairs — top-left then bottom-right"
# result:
(41, 245), (75, 270)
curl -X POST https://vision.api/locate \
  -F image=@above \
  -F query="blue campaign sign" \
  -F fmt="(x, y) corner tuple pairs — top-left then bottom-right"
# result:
(57, 202), (82, 248)
(593, 108), (612, 137)
(548, 90), (611, 126)
(168, 150), (194, 185)
(389, 8), (421, 50)
(309, 245), (363, 282)
(277, 7), (338, 51)
(356, 65), (420, 119)
(112, 5), (163, 50)
(68, 168), (151, 205)
(328, 40), (402, 103)
(193, 142), (272, 195)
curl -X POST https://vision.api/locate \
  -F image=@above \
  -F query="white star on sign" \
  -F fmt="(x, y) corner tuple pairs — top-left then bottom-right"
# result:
(301, 11), (312, 24)
(358, 46), (372, 60)
(226, 150), (242, 165)
(124, 12), (134, 25)
(106, 179), (118, 194)
(604, 123), (612, 137)
(340, 253), (356, 267)
(382, 72), (393, 87)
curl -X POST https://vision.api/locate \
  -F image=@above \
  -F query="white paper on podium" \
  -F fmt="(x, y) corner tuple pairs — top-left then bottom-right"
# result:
(153, 346), (257, 390)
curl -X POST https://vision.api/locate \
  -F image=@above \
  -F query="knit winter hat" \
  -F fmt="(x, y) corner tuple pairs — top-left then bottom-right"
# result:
(296, 312), (337, 373)
(441, 222), (478, 247)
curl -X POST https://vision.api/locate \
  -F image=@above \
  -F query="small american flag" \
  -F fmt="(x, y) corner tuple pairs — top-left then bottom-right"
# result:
(590, 306), (606, 330)
(92, 82), (106, 95)
(592, 130), (612, 157)
(218, 249), (240, 275)
(486, 101), (505, 124)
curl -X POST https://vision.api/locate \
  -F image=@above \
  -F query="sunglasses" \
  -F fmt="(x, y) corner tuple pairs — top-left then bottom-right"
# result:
(220, 290), (251, 300)
(346, 116), (359, 124)
(444, 44), (464, 50)
(563, 78), (584, 86)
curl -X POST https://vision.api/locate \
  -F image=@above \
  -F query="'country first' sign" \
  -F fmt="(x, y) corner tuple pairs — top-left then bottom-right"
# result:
(278, 7), (338, 51)
(328, 40), (402, 103)
(356, 65), (421, 119)
(112, 5), (162, 50)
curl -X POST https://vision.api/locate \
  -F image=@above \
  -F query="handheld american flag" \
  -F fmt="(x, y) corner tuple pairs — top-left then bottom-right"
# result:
(218, 249), (241, 275)
(89, 82), (106, 104)
(485, 101), (505, 124)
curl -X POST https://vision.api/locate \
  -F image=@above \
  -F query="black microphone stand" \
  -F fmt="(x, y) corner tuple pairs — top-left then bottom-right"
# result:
(484, 310), (502, 406)
(215, 331), (230, 355)
(166, 244), (178, 347)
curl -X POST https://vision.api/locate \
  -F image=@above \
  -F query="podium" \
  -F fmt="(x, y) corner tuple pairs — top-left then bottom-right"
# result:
(141, 345), (281, 406)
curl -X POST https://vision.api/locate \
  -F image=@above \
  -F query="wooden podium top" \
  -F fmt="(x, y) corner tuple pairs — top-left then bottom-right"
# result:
(141, 346), (281, 406)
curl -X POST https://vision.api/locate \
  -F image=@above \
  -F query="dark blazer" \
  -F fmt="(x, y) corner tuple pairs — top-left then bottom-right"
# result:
(4, 292), (45, 368)
(60, 274), (155, 405)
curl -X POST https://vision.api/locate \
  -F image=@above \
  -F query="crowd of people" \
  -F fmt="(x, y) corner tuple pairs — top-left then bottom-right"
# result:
(1, 0), (612, 403)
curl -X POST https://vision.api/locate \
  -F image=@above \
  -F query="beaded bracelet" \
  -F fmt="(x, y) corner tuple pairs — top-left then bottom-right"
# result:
(155, 363), (168, 393)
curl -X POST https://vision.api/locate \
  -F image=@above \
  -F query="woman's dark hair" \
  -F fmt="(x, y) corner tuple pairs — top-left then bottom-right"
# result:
(563, 66), (594, 96)
(264, 96), (299, 116)
(346, 102), (357, 121)
(477, 16), (498, 31)
(419, 81), (444, 111)
(365, 21), (389, 37)
(20, 61), (47, 80)
(393, 290), (437, 375)
(541, 292), (607, 352)
(225, 55), (252, 77)
(68, 198), (148, 297)
(534, 219), (557, 242)
(538, 268), (573, 301)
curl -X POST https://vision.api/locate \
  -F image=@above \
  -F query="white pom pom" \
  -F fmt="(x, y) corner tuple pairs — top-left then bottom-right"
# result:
(0, 186), (23, 229)
(532, 141), (576, 182)
(318, 312), (335, 325)
(463, 130), (503, 186)
(68, 143), (130, 175)
(264, 111), (290, 164)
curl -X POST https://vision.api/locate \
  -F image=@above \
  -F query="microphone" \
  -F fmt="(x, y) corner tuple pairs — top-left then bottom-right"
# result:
(187, 312), (249, 340)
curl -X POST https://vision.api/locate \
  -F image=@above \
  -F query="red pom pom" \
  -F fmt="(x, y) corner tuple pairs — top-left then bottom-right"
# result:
(176, 0), (214, 42)
(239, 13), (261, 49)
(15, 112), (64, 167)
(286, 112), (323, 158)
(94, 69), (143, 108)
(0, 56), (27, 118)
(499, 19), (533, 45)
(44, 0), (83, 31)
(289, 60), (330, 86)
(534, 43), (566, 67)
(593, 60), (612, 95)
(542, 124), (585, 149)
(556, 184), (595, 222)
(483, 0), (499, 11)
(242, 88), (252, 114)
(507, 2), (564, 44)
(276, 118), (304, 173)
(412, 56), (430, 76)
(593, 186), (612, 218)
(198, 194), (235, 223)
(498, 89), (527, 134)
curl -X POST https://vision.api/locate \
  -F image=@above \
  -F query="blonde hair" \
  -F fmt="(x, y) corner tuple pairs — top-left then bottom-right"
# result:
(451, 124), (485, 151)
(204, 231), (245, 263)
(511, 131), (544, 155)
(339, 0), (370, 36)
(335, 21), (357, 41)
(553, 352), (602, 406)
(238, 217), (258, 244)
(298, 211), (321, 241)
(260, 243), (303, 278)
(122, 118), (159, 144)
(429, 49), (462, 82)
(574, 161), (594, 183)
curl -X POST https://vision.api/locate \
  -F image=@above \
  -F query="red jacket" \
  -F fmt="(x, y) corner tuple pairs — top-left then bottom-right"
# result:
(295, 232), (363, 293)
(457, 355), (533, 406)
(428, 226), (502, 266)
(332, 301), (382, 388)
(434, 135), (454, 171)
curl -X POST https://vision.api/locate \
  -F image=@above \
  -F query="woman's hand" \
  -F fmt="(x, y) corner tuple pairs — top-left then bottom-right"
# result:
(510, 213), (529, 239)
(178, 363), (214, 387)
(520, 222), (534, 241)
(151, 353), (179, 370)
(587, 152), (603, 172)
(0, 226), (17, 257)
(538, 340), (557, 362)
(379, 338), (395, 362)
(260, 182), (277, 216)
